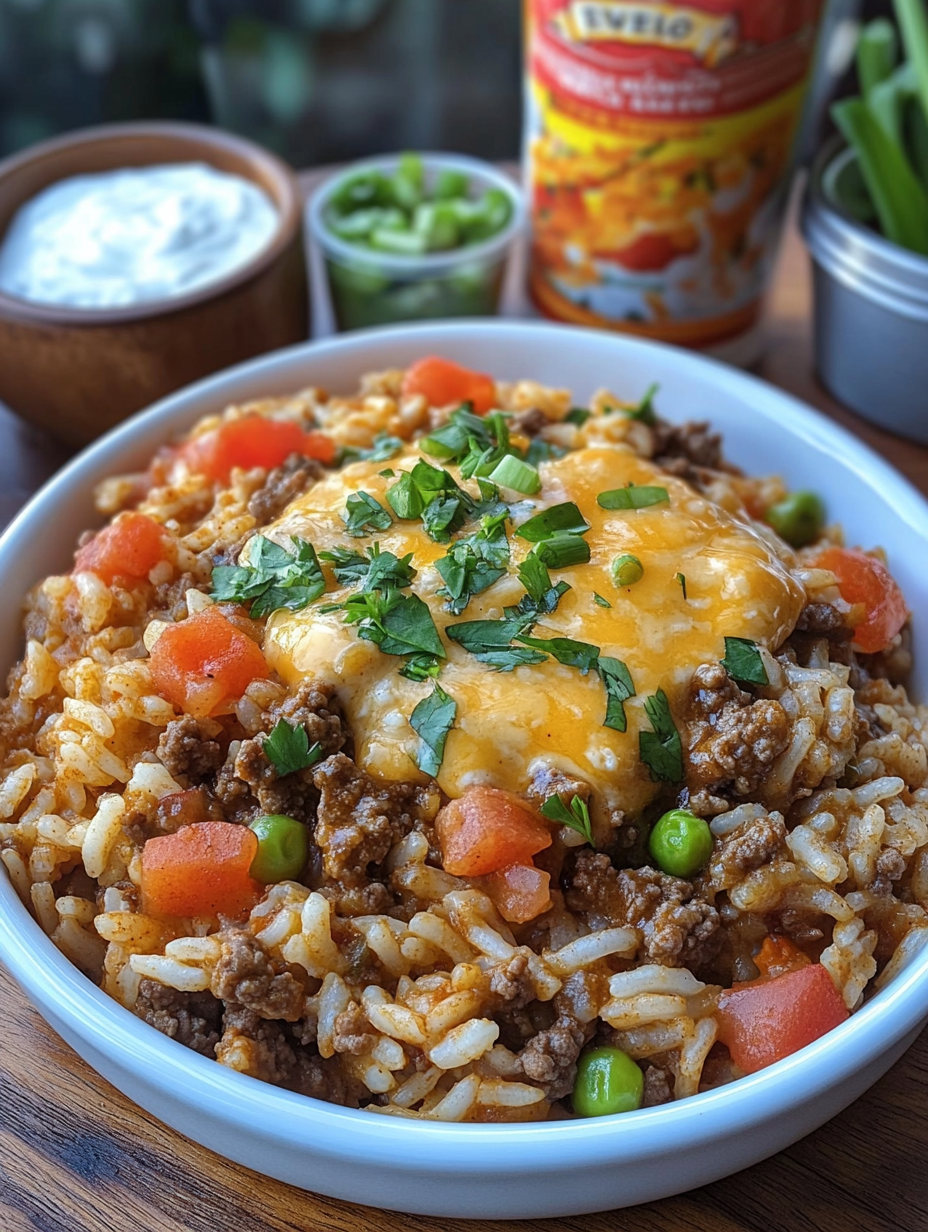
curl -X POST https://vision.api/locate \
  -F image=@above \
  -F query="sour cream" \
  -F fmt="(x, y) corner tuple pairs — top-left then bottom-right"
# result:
(0, 162), (280, 309)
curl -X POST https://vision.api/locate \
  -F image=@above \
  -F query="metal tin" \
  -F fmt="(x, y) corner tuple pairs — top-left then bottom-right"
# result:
(802, 135), (928, 443)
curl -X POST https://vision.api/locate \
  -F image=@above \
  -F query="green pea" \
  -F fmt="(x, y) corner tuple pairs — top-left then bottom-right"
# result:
(573, 1047), (643, 1117)
(249, 814), (309, 884)
(648, 808), (713, 878)
(611, 553), (644, 588)
(765, 491), (826, 548)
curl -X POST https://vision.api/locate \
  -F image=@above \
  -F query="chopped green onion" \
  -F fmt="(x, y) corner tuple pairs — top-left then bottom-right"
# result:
(488, 454), (541, 495)
(611, 554), (644, 588)
(593, 592), (612, 608)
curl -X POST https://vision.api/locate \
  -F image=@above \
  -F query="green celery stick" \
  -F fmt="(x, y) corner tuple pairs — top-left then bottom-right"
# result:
(832, 95), (928, 253)
(857, 18), (898, 98)
(894, 0), (928, 128)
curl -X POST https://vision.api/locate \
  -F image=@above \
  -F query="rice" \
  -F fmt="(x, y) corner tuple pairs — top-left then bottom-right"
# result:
(0, 366), (926, 1123)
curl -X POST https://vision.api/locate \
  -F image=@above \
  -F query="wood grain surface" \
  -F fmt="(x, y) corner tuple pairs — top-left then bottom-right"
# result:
(2, 200), (928, 1232)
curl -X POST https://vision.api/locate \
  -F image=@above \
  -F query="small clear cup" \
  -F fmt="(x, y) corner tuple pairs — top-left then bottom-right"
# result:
(309, 152), (524, 332)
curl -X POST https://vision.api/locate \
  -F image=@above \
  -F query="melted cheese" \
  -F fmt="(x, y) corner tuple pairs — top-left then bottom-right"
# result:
(263, 442), (804, 821)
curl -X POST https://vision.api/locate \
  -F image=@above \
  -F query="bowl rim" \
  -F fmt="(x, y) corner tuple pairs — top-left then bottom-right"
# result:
(307, 150), (525, 274)
(0, 120), (304, 327)
(2, 318), (928, 1174)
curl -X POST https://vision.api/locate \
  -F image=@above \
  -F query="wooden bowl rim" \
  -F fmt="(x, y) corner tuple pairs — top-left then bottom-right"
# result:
(0, 120), (303, 327)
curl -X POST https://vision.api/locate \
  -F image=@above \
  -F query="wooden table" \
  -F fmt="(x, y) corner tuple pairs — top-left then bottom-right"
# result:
(2, 211), (928, 1232)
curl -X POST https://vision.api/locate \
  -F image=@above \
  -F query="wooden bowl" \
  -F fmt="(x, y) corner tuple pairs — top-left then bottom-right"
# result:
(0, 122), (309, 446)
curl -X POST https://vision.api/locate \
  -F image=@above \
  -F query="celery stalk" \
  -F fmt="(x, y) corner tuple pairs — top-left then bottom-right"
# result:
(894, 0), (928, 127)
(857, 18), (898, 98)
(832, 96), (928, 253)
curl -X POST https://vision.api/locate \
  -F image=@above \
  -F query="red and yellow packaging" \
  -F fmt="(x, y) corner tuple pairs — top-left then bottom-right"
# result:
(525, 0), (824, 357)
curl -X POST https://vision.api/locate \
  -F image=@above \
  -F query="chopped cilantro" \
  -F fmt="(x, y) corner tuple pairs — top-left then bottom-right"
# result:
(721, 636), (769, 686)
(337, 432), (404, 466)
(344, 491), (392, 537)
(597, 485), (669, 511)
(639, 689), (683, 783)
(399, 652), (443, 681)
(540, 792), (593, 844)
(515, 634), (600, 674)
(386, 472), (426, 519)
(515, 502), (591, 543)
(340, 589), (445, 662)
(319, 544), (416, 591)
(409, 683), (457, 777)
(446, 617), (546, 671)
(624, 383), (658, 426)
(211, 535), (325, 618)
(509, 553), (570, 618)
(565, 407), (591, 427)
(599, 656), (635, 733)
(262, 719), (323, 776)
(435, 513), (510, 615)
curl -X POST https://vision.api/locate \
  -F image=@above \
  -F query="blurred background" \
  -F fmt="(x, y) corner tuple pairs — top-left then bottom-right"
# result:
(0, 0), (522, 162)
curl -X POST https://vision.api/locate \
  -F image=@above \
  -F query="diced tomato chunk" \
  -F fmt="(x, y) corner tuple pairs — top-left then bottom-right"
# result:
(401, 357), (496, 416)
(436, 786), (552, 877)
(813, 546), (907, 655)
(74, 512), (167, 585)
(717, 963), (849, 1075)
(149, 606), (269, 718)
(751, 933), (811, 982)
(481, 863), (552, 923)
(141, 821), (261, 918)
(180, 415), (335, 483)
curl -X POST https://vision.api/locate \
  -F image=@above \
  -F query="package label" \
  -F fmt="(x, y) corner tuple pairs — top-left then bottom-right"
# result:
(525, 0), (824, 347)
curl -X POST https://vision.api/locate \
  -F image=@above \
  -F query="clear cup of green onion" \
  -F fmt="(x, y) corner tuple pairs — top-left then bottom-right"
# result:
(309, 152), (524, 332)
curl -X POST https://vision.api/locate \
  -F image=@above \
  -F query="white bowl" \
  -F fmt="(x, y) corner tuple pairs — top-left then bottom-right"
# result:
(2, 321), (928, 1219)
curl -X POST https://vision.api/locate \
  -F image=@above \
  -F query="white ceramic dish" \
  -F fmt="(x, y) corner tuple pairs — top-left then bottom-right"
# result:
(1, 321), (928, 1219)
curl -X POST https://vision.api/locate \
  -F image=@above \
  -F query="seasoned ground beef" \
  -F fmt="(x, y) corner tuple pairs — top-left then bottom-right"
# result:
(795, 600), (852, 637)
(312, 752), (434, 884)
(247, 452), (324, 525)
(211, 926), (306, 1021)
(232, 737), (317, 824)
(685, 663), (790, 799)
(486, 951), (536, 1010)
(263, 680), (347, 756)
(517, 1012), (592, 1100)
(135, 979), (222, 1057)
(707, 811), (787, 891)
(157, 715), (224, 782)
(511, 408), (549, 437)
(566, 852), (721, 970)
(651, 419), (728, 487)
(641, 1063), (674, 1107)
(332, 1002), (377, 1055)
(219, 1004), (348, 1101)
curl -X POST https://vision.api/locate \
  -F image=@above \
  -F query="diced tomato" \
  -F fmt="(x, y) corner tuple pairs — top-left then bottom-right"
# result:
(149, 606), (269, 719)
(74, 512), (167, 585)
(717, 963), (849, 1075)
(752, 934), (811, 982)
(401, 357), (496, 416)
(480, 863), (552, 924)
(436, 786), (552, 877)
(813, 546), (907, 655)
(180, 415), (335, 483)
(141, 821), (262, 918)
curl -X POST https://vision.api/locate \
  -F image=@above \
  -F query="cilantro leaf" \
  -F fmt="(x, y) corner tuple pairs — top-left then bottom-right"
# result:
(211, 535), (326, 618)
(344, 491), (392, 537)
(721, 636), (769, 686)
(515, 635), (600, 674)
(516, 502), (590, 543)
(422, 493), (467, 542)
(540, 792), (593, 844)
(263, 719), (323, 776)
(399, 652), (443, 681)
(386, 472), (426, 519)
(599, 656), (635, 733)
(435, 513), (510, 615)
(446, 617), (545, 671)
(597, 485), (669, 511)
(337, 433), (404, 465)
(508, 553), (570, 619)
(409, 684), (456, 777)
(319, 544), (416, 591)
(341, 589), (445, 661)
(624, 382), (658, 425)
(639, 689), (683, 782)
